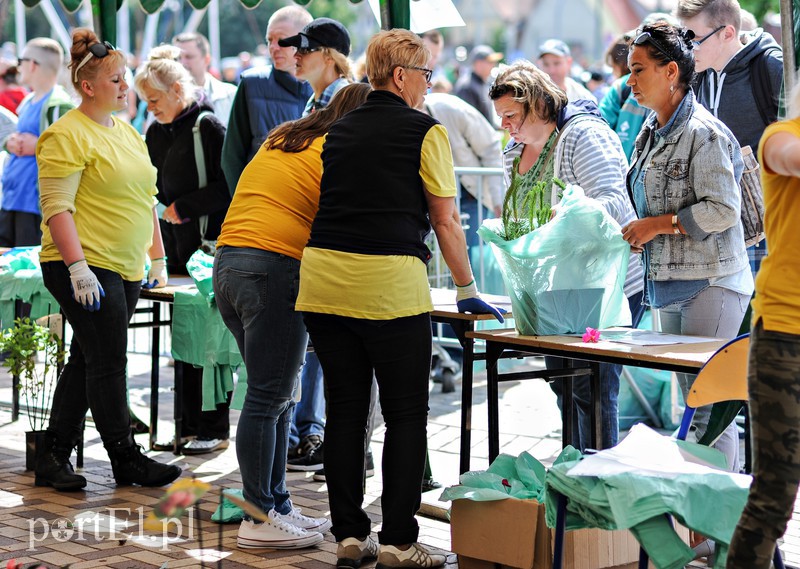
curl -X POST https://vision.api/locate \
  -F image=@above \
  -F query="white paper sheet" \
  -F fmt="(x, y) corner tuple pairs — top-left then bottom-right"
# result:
(592, 328), (720, 346)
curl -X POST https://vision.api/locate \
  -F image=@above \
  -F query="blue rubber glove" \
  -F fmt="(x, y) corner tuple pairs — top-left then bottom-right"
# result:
(68, 259), (105, 312)
(455, 280), (506, 323)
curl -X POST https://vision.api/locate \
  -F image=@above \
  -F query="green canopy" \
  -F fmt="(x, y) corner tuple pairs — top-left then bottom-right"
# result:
(20, 0), (411, 44)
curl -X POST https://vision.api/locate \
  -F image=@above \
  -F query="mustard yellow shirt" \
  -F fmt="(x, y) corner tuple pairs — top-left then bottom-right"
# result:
(217, 137), (324, 260)
(38, 110), (157, 281)
(296, 125), (457, 319)
(753, 118), (800, 334)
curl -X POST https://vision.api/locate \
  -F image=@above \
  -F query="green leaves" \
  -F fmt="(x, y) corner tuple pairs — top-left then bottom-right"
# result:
(499, 157), (565, 241)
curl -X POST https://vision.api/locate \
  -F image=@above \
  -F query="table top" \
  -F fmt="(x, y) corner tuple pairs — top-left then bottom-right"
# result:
(467, 328), (727, 371)
(140, 280), (513, 321)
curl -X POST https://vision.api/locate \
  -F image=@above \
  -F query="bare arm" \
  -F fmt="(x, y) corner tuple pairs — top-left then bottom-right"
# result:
(148, 207), (166, 260)
(426, 191), (473, 286)
(47, 211), (85, 266)
(762, 131), (800, 177)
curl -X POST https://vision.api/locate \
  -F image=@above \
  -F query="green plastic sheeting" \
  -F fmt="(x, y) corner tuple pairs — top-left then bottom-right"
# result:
(171, 250), (247, 412)
(0, 248), (59, 331)
(440, 451), (549, 503)
(544, 434), (750, 569)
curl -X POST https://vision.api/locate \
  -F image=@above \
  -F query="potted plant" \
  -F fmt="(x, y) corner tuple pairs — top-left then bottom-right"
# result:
(0, 316), (64, 470)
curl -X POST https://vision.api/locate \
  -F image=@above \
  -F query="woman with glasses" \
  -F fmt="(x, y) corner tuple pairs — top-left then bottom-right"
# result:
(214, 83), (370, 550)
(621, 22), (752, 472)
(295, 29), (503, 569)
(34, 28), (181, 491)
(727, 73), (800, 569)
(134, 45), (233, 456)
(488, 60), (645, 453)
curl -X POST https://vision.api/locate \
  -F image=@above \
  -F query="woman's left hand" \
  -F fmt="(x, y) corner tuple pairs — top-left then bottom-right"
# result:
(621, 218), (660, 250)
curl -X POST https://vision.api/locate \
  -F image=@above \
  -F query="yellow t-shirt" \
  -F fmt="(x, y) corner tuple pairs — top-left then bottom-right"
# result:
(753, 117), (800, 334)
(38, 110), (157, 281)
(296, 125), (457, 319)
(217, 137), (324, 260)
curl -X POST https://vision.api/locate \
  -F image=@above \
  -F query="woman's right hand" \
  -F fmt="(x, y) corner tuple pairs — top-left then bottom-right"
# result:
(68, 260), (105, 312)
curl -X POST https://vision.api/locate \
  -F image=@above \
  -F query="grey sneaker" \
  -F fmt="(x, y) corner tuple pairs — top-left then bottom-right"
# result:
(376, 543), (447, 569)
(338, 536), (379, 568)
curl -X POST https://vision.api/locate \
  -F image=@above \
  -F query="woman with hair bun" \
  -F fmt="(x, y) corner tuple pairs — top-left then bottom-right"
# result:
(134, 45), (232, 455)
(35, 28), (181, 491)
(621, 22), (752, 472)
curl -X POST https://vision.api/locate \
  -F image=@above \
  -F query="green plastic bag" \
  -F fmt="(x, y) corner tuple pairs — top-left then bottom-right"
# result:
(210, 489), (245, 523)
(186, 249), (215, 302)
(478, 185), (631, 335)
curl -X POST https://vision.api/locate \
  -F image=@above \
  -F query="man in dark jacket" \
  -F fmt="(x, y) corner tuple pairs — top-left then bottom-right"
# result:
(678, 0), (783, 276)
(453, 44), (502, 123)
(221, 6), (313, 192)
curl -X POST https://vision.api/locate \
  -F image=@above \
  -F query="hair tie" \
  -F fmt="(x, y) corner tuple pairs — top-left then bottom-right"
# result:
(680, 28), (696, 49)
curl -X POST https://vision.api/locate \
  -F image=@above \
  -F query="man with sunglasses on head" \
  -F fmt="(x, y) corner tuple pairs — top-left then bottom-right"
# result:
(1, 38), (73, 248)
(676, 0), (782, 277)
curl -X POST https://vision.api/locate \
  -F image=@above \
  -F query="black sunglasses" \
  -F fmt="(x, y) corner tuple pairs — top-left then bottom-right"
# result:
(17, 57), (38, 66)
(73, 40), (116, 83)
(632, 32), (674, 61)
(296, 47), (320, 56)
(408, 66), (433, 83)
(691, 25), (725, 47)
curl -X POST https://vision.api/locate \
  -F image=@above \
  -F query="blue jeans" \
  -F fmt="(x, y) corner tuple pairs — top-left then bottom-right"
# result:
(213, 247), (306, 515)
(549, 291), (647, 451)
(288, 351), (325, 448)
(41, 262), (140, 447)
(303, 312), (432, 545)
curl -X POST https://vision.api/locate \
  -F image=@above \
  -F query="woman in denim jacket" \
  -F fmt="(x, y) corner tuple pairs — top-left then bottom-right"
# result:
(621, 22), (753, 473)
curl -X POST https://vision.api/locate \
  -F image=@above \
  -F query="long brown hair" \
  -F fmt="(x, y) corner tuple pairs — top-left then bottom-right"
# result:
(266, 83), (371, 153)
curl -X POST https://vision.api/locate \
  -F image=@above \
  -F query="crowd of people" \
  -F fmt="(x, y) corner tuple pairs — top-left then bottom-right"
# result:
(0, 0), (797, 566)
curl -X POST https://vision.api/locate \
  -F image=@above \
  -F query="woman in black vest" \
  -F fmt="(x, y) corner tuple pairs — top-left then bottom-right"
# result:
(295, 29), (504, 569)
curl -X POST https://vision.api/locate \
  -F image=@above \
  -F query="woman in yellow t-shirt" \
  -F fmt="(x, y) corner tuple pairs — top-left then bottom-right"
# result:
(35, 29), (180, 492)
(213, 83), (370, 551)
(727, 77), (800, 569)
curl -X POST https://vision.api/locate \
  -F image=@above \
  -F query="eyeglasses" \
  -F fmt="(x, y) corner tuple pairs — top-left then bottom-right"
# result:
(632, 32), (674, 62)
(17, 57), (38, 66)
(408, 66), (433, 82)
(72, 40), (116, 83)
(296, 47), (320, 56)
(691, 25), (726, 48)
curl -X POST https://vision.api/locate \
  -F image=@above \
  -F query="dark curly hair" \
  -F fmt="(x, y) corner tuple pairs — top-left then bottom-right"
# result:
(631, 22), (696, 92)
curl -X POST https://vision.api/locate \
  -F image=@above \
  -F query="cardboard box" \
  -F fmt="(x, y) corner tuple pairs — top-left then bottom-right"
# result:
(450, 498), (641, 569)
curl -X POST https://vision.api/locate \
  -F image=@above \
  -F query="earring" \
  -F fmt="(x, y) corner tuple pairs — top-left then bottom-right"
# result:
(670, 84), (675, 94)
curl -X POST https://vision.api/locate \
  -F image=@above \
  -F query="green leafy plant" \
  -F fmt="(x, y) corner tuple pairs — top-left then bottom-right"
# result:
(500, 158), (566, 241)
(0, 317), (64, 432)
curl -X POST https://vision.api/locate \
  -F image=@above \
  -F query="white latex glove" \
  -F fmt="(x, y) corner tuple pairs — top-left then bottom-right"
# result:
(68, 260), (105, 312)
(144, 258), (168, 289)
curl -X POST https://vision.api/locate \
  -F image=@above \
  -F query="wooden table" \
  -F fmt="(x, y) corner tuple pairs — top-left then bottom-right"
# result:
(466, 328), (727, 464)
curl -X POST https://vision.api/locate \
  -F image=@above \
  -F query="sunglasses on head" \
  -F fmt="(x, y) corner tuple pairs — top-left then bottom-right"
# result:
(73, 40), (116, 83)
(632, 32), (674, 61)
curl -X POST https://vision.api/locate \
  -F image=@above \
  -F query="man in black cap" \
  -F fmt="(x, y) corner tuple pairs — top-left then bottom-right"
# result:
(453, 44), (502, 123)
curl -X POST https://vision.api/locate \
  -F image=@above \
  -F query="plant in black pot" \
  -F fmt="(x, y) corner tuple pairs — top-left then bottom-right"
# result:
(0, 316), (64, 470)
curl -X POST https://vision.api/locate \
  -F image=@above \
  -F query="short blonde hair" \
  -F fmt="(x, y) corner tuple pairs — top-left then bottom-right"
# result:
(134, 44), (197, 106)
(366, 29), (430, 89)
(23, 37), (63, 75)
(488, 60), (567, 123)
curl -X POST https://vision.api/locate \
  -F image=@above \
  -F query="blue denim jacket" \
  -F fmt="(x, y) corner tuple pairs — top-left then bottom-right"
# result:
(627, 91), (748, 281)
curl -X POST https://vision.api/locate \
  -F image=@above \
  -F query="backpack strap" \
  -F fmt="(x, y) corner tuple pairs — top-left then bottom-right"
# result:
(751, 47), (780, 126)
(193, 110), (214, 239)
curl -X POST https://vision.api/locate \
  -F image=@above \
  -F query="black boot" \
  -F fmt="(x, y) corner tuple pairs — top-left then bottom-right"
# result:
(35, 432), (87, 491)
(107, 440), (182, 487)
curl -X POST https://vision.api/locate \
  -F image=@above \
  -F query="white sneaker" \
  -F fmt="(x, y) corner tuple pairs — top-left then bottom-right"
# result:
(237, 510), (323, 550)
(182, 438), (229, 455)
(275, 506), (332, 533)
